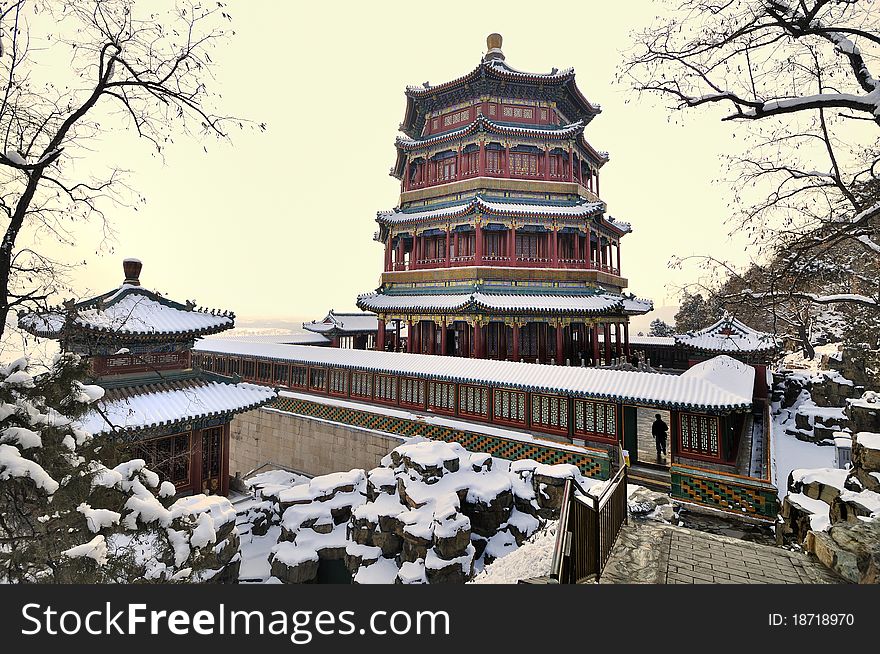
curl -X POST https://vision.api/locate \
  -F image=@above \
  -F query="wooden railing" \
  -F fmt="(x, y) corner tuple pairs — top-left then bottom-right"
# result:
(550, 464), (628, 583)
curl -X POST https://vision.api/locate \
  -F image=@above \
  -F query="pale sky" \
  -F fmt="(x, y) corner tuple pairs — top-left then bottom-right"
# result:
(42, 1), (755, 330)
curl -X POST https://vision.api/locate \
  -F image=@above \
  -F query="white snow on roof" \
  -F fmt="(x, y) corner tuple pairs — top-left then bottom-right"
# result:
(856, 432), (880, 451)
(679, 356), (755, 404)
(194, 341), (754, 411)
(675, 314), (777, 353)
(303, 311), (379, 334)
(397, 116), (585, 148)
(79, 381), (276, 435)
(357, 291), (650, 315)
(21, 289), (233, 337)
(378, 197), (605, 226)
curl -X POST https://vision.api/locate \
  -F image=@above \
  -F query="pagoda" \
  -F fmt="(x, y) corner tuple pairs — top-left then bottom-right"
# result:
(357, 34), (651, 364)
(19, 258), (276, 496)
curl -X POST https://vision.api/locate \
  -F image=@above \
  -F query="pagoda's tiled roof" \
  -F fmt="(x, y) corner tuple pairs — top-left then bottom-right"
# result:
(377, 197), (625, 230)
(19, 285), (234, 340)
(396, 115), (588, 150)
(303, 310), (379, 335)
(193, 340), (753, 413)
(401, 57), (601, 138)
(674, 314), (778, 354)
(355, 290), (652, 316)
(79, 376), (276, 436)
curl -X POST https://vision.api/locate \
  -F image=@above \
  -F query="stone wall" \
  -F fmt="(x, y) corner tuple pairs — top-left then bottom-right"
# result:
(229, 408), (404, 478)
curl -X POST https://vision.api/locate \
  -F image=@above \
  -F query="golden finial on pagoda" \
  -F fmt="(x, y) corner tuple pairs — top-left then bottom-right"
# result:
(487, 33), (502, 51)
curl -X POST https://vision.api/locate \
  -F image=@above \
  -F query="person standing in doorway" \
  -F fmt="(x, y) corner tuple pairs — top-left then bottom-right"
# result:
(652, 413), (668, 460)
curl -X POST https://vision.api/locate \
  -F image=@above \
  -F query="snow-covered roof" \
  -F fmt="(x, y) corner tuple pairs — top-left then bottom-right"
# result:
(356, 291), (652, 316)
(599, 334), (676, 347)
(303, 311), (379, 335)
(378, 196), (627, 232)
(193, 340), (754, 412)
(19, 286), (233, 339)
(396, 115), (587, 150)
(674, 314), (778, 353)
(79, 378), (276, 436)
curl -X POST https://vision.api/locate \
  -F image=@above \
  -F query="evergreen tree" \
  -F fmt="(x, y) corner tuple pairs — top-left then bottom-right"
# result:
(674, 291), (716, 333)
(648, 319), (675, 337)
(0, 354), (239, 583)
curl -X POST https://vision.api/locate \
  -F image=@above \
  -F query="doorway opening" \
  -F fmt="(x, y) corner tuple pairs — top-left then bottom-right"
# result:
(636, 408), (671, 469)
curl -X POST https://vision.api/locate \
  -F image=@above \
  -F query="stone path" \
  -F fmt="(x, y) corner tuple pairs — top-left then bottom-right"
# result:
(600, 522), (844, 584)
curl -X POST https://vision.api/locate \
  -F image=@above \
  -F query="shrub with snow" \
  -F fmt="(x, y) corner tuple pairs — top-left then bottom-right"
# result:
(0, 353), (238, 583)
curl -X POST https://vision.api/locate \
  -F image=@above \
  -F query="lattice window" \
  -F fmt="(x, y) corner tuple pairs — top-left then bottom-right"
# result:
(329, 368), (348, 395)
(309, 367), (326, 391)
(350, 371), (372, 398)
(273, 364), (288, 385)
(290, 365), (307, 388)
(459, 384), (488, 417)
(680, 413), (719, 458)
(257, 361), (272, 381)
(486, 150), (501, 172)
(532, 394), (568, 431)
(494, 388), (525, 423)
(510, 152), (537, 176)
(240, 359), (256, 380)
(214, 357), (227, 374)
(227, 358), (240, 376)
(428, 381), (455, 412)
(375, 374), (397, 402)
(400, 377), (424, 406)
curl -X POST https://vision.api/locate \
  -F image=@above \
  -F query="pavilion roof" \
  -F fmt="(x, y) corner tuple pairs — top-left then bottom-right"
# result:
(19, 285), (234, 340)
(78, 375), (276, 437)
(192, 340), (753, 413)
(19, 259), (234, 341)
(674, 314), (779, 354)
(303, 310), (379, 335)
(377, 196), (627, 233)
(401, 54), (601, 138)
(355, 290), (652, 316)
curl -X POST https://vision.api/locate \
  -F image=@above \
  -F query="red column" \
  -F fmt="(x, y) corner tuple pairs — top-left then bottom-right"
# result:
(568, 146), (574, 182)
(509, 226), (516, 264)
(591, 324), (600, 364)
(456, 147), (461, 181)
(376, 318), (386, 351)
(445, 230), (451, 267)
(616, 241), (621, 274)
(551, 228), (559, 267)
(555, 324), (564, 365)
(406, 321), (413, 352)
(512, 324), (520, 361)
(403, 159), (410, 191)
(475, 221), (483, 265)
(543, 148), (550, 181)
(504, 145), (510, 177)
(428, 322), (435, 355)
(394, 320), (400, 351)
(453, 232), (459, 264)
(440, 321), (447, 356)
(624, 322), (630, 357)
(595, 170), (600, 196)
(478, 141), (486, 176)
(384, 238), (392, 272)
(603, 323), (612, 365)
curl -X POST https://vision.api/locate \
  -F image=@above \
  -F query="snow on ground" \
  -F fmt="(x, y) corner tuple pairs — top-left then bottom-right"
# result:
(470, 521), (558, 584)
(772, 418), (836, 501)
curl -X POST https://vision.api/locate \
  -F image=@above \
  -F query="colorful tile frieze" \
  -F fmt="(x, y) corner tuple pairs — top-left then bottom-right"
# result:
(670, 465), (778, 520)
(271, 396), (610, 479)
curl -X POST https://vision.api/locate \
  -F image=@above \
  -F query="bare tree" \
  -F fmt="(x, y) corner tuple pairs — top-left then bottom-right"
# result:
(622, 0), (879, 352)
(0, 0), (260, 342)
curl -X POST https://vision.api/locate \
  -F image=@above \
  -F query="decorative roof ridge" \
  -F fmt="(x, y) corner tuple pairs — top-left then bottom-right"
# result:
(395, 114), (586, 150)
(404, 57), (582, 99)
